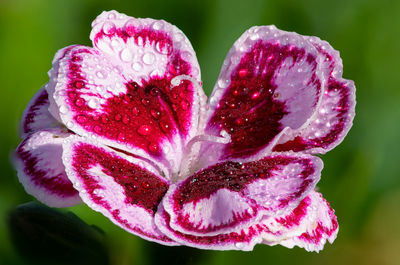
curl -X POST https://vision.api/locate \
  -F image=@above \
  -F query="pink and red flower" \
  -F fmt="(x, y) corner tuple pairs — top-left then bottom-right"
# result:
(14, 10), (355, 251)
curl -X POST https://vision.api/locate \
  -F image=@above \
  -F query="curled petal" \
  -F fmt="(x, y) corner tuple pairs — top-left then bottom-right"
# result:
(62, 135), (177, 245)
(47, 10), (205, 174)
(274, 37), (356, 153)
(155, 191), (335, 251)
(161, 153), (322, 237)
(278, 191), (338, 252)
(202, 26), (323, 162)
(20, 87), (60, 138)
(14, 129), (81, 207)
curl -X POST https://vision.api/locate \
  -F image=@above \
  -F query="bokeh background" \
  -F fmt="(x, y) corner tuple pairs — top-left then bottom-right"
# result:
(1, 0), (400, 264)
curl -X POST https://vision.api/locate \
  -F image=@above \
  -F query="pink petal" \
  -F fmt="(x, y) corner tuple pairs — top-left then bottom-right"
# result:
(273, 37), (356, 153)
(161, 153), (322, 237)
(278, 191), (338, 252)
(47, 10), (205, 173)
(203, 26), (323, 161)
(21, 87), (60, 138)
(14, 129), (81, 207)
(154, 190), (332, 251)
(63, 135), (177, 245)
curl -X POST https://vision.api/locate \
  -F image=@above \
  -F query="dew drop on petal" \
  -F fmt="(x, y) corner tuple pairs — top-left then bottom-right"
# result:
(152, 21), (164, 30)
(155, 41), (172, 55)
(125, 19), (138, 36)
(120, 48), (133, 62)
(102, 22), (116, 35)
(76, 115), (88, 124)
(160, 121), (170, 133)
(73, 80), (85, 89)
(150, 109), (161, 119)
(59, 105), (69, 114)
(96, 70), (107, 79)
(122, 115), (130, 124)
(114, 114), (122, 121)
(142, 52), (155, 65)
(148, 142), (159, 153)
(75, 98), (85, 107)
(132, 107), (139, 115)
(218, 79), (229, 88)
(141, 98), (150, 106)
(118, 132), (125, 141)
(88, 99), (99, 109)
(180, 100), (189, 110)
(94, 125), (102, 133)
(137, 125), (151, 136)
(235, 242), (244, 249)
(132, 62), (143, 71)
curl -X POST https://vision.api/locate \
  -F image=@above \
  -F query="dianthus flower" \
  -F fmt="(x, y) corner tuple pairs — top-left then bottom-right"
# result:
(14, 10), (355, 251)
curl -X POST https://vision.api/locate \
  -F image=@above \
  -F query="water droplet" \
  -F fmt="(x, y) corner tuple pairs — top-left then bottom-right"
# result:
(179, 100), (189, 110)
(251, 92), (260, 99)
(120, 48), (133, 62)
(132, 107), (139, 115)
(155, 41), (172, 55)
(73, 80), (85, 89)
(76, 115), (87, 123)
(142, 52), (155, 65)
(102, 21), (116, 35)
(125, 19), (138, 36)
(118, 132), (125, 141)
(238, 69), (248, 77)
(160, 122), (170, 133)
(108, 12), (116, 19)
(75, 98), (85, 107)
(235, 242), (244, 249)
(150, 109), (161, 119)
(126, 82), (139, 91)
(148, 142), (159, 153)
(59, 105), (68, 114)
(114, 114), (122, 121)
(152, 21), (164, 30)
(94, 125), (102, 133)
(132, 62), (142, 71)
(88, 98), (99, 109)
(137, 125), (151, 136)
(66, 121), (74, 128)
(141, 98), (150, 106)
(96, 70), (107, 79)
(122, 115), (130, 124)
(218, 79), (229, 88)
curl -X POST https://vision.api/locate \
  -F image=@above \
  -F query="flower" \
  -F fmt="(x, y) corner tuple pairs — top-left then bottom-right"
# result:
(14, 10), (355, 252)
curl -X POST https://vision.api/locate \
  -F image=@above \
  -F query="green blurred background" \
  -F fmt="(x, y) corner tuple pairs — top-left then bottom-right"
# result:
(1, 0), (400, 264)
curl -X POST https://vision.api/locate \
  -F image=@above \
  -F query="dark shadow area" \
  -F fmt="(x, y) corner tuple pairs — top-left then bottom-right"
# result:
(8, 202), (110, 265)
(144, 241), (208, 265)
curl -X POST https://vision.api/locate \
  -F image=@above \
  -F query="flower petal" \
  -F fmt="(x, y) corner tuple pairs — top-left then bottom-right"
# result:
(161, 153), (322, 237)
(278, 191), (338, 252)
(203, 26), (323, 161)
(48, 10), (205, 173)
(274, 37), (356, 153)
(14, 129), (81, 207)
(20, 87), (60, 138)
(62, 135), (177, 245)
(155, 190), (332, 251)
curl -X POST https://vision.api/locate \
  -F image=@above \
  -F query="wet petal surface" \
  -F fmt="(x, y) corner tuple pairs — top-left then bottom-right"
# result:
(63, 135), (176, 244)
(204, 26), (323, 161)
(47, 11), (204, 172)
(14, 129), (80, 207)
(162, 153), (322, 237)
(274, 37), (356, 154)
(21, 87), (60, 138)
